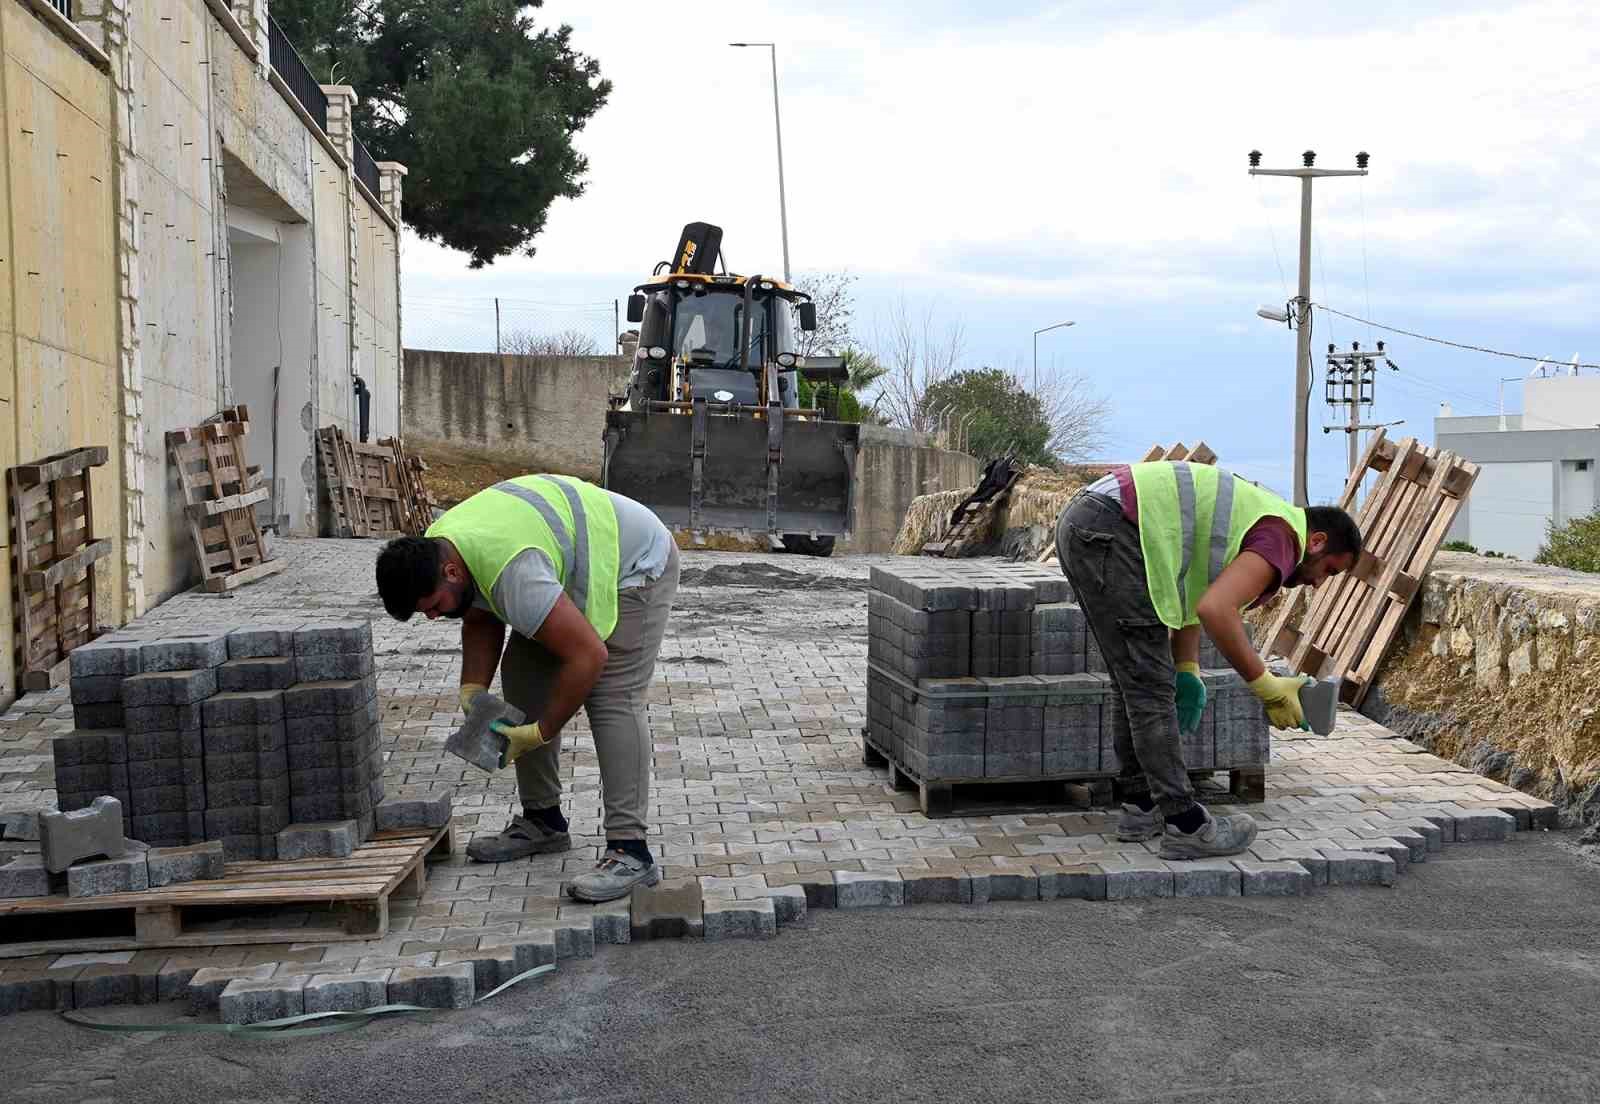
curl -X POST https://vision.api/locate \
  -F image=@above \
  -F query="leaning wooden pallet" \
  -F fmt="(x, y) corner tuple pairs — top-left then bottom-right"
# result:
(167, 406), (286, 593)
(0, 825), (453, 958)
(317, 426), (436, 540)
(1260, 431), (1477, 705)
(6, 447), (113, 691)
(348, 439), (407, 538)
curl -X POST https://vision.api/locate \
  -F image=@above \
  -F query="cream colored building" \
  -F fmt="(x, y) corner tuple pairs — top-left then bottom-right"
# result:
(0, 0), (404, 701)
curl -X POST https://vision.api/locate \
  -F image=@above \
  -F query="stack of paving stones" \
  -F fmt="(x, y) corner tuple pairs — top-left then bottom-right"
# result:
(867, 561), (1268, 784)
(44, 622), (385, 863)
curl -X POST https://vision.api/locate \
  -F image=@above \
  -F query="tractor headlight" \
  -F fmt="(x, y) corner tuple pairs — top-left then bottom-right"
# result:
(776, 353), (797, 368)
(647, 345), (668, 360)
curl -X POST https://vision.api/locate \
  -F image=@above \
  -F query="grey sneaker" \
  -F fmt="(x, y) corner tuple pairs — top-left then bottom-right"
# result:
(1116, 803), (1164, 842)
(465, 815), (571, 863)
(567, 850), (661, 903)
(1159, 807), (1258, 861)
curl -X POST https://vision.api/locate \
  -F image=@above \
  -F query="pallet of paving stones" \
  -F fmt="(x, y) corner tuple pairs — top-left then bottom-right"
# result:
(866, 560), (1268, 817)
(167, 406), (285, 593)
(1259, 430), (1479, 707)
(0, 823), (454, 957)
(315, 426), (433, 539)
(6, 445), (114, 691)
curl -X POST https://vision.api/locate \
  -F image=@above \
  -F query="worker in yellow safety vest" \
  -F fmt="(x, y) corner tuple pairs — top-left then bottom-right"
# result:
(376, 475), (678, 903)
(1055, 461), (1362, 859)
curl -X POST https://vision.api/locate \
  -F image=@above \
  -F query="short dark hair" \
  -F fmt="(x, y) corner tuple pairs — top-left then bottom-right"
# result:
(1305, 505), (1363, 559)
(375, 536), (442, 622)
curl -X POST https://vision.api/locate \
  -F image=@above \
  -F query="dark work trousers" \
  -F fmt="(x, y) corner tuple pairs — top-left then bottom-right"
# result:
(1055, 490), (1196, 815)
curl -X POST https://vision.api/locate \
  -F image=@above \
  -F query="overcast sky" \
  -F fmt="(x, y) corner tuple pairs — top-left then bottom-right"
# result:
(401, 0), (1600, 504)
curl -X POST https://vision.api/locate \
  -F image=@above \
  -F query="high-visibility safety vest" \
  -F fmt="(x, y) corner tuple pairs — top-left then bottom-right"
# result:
(1128, 462), (1307, 630)
(425, 475), (622, 639)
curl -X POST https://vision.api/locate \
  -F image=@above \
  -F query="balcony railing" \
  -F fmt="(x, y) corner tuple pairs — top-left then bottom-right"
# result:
(49, 0), (71, 17)
(268, 16), (328, 133)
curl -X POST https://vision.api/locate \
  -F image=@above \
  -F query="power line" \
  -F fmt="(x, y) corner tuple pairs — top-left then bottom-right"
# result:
(1314, 304), (1600, 370)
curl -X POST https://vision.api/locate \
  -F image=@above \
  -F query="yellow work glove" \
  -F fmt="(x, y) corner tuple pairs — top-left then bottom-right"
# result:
(491, 720), (546, 769)
(1247, 671), (1311, 731)
(459, 682), (488, 714)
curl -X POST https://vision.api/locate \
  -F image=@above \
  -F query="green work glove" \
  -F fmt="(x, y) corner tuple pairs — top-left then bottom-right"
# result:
(491, 719), (546, 769)
(1247, 671), (1312, 731)
(1175, 661), (1205, 734)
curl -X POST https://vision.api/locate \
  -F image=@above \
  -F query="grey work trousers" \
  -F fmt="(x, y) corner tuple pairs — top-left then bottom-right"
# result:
(499, 544), (679, 841)
(1056, 491), (1196, 814)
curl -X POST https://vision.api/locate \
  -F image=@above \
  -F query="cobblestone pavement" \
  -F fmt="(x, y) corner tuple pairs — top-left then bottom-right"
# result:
(0, 539), (1558, 1004)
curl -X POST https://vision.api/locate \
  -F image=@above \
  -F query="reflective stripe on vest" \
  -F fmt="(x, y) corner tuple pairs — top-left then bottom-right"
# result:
(491, 478), (590, 617)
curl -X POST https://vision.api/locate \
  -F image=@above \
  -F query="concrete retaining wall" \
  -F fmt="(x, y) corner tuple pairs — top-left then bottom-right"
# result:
(400, 349), (979, 553)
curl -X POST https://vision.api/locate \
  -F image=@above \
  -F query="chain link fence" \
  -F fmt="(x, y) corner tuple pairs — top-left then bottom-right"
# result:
(403, 296), (624, 356)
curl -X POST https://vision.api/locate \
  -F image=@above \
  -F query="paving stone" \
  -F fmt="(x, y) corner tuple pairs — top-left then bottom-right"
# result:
(202, 691), (285, 727)
(71, 702), (124, 730)
(970, 870), (1040, 903)
(1320, 849), (1398, 887)
(227, 625), (299, 659)
(188, 964), (276, 1011)
(68, 852), (149, 897)
(901, 872), (972, 904)
(74, 965), (141, 1008)
(1104, 863), (1175, 900)
(69, 676), (125, 706)
(388, 964), (474, 1009)
(147, 841), (225, 887)
(204, 723), (287, 756)
(833, 870), (903, 908)
(303, 970), (391, 1014)
(0, 810), (41, 842)
(765, 885), (808, 925)
(284, 677), (378, 718)
(122, 669), (217, 707)
(293, 622), (374, 656)
(276, 821), (358, 860)
(630, 880), (705, 940)
(437, 947), (518, 993)
(1169, 858), (1243, 897)
(141, 634), (229, 673)
(123, 704), (203, 734)
(1234, 859), (1313, 896)
(1043, 863), (1108, 900)
(576, 899), (632, 945)
(287, 703), (381, 742)
(0, 855), (52, 898)
(217, 657), (298, 692)
(703, 895), (777, 940)
(479, 929), (559, 973)
(1453, 809), (1516, 841)
(374, 792), (453, 831)
(41, 795), (125, 873)
(220, 975), (308, 1025)
(0, 971), (64, 1015)
(70, 638), (145, 678)
(546, 919), (595, 960)
(296, 652), (376, 683)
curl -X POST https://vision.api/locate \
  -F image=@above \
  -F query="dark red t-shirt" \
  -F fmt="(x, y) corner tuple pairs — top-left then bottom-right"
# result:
(1105, 465), (1300, 609)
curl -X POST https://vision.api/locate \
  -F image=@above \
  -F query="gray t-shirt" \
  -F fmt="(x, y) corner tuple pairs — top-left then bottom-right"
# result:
(471, 489), (673, 639)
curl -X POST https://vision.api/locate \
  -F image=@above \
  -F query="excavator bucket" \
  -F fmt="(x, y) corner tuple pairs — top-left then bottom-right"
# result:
(603, 405), (861, 537)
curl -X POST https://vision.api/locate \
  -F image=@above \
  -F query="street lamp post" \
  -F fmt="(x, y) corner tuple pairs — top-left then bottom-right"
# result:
(730, 42), (791, 281)
(1032, 320), (1075, 396)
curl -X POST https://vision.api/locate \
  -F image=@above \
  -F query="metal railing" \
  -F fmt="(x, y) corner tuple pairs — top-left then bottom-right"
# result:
(49, 0), (71, 17)
(268, 16), (328, 133)
(354, 137), (381, 198)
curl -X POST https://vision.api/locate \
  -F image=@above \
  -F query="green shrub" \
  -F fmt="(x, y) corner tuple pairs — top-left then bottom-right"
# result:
(1535, 510), (1600, 573)
(1441, 539), (1478, 554)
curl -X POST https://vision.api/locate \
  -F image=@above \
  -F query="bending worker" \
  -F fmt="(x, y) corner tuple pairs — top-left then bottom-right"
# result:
(376, 474), (678, 903)
(1056, 460), (1362, 859)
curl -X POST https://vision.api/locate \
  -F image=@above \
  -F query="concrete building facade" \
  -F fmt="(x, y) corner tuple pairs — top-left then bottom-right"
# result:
(0, 0), (403, 701)
(1435, 373), (1600, 560)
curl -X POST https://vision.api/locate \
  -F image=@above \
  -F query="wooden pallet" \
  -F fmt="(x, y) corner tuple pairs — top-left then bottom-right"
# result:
(316, 427), (434, 539)
(863, 730), (1264, 817)
(7, 446), (113, 691)
(0, 825), (455, 959)
(1260, 430), (1478, 706)
(924, 459), (1023, 557)
(167, 407), (285, 593)
(1036, 440), (1218, 564)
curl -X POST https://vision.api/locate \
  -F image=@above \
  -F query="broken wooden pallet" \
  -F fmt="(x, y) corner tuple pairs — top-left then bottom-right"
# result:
(1036, 440), (1218, 564)
(167, 406), (285, 593)
(923, 462), (1023, 557)
(1259, 430), (1478, 706)
(6, 447), (113, 691)
(0, 825), (454, 958)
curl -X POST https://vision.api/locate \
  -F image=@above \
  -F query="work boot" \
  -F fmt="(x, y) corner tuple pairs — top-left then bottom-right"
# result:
(1159, 806), (1258, 861)
(1115, 803), (1164, 842)
(465, 815), (571, 863)
(567, 850), (661, 903)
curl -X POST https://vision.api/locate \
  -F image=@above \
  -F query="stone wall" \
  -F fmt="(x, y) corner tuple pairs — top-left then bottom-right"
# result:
(841, 427), (981, 554)
(1361, 551), (1600, 825)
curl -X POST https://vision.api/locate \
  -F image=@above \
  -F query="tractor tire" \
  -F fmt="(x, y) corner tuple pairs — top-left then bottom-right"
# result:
(781, 534), (836, 558)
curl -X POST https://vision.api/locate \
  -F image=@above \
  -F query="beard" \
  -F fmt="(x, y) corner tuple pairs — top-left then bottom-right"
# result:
(440, 574), (479, 619)
(1286, 551), (1322, 588)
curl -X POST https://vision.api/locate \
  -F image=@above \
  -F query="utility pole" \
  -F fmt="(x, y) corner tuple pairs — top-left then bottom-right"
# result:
(730, 42), (791, 281)
(1323, 340), (1402, 478)
(1248, 150), (1369, 505)
(494, 297), (501, 355)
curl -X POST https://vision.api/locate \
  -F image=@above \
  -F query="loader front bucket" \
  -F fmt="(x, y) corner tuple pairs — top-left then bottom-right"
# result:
(602, 404), (861, 537)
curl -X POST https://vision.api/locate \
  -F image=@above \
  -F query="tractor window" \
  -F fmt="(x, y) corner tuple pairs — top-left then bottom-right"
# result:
(640, 292), (672, 346)
(671, 290), (768, 369)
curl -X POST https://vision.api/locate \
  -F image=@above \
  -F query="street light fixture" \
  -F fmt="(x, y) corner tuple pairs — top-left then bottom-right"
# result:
(730, 42), (791, 281)
(1032, 320), (1075, 396)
